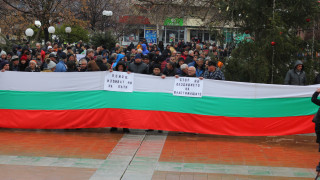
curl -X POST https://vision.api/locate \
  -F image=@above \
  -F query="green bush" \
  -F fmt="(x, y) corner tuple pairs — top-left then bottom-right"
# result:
(90, 32), (117, 50)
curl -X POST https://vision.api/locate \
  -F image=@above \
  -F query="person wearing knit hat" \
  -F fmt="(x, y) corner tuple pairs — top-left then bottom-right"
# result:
(127, 53), (148, 74)
(152, 64), (162, 76)
(135, 53), (142, 60)
(25, 60), (40, 72)
(0, 51), (7, 62)
(0, 61), (9, 72)
(0, 51), (7, 56)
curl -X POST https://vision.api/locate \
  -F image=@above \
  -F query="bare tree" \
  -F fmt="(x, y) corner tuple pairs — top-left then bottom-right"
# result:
(1, 0), (87, 42)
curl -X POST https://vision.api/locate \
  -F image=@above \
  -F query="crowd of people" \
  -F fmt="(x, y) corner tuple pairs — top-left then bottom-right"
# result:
(0, 39), (229, 133)
(0, 39), (226, 81)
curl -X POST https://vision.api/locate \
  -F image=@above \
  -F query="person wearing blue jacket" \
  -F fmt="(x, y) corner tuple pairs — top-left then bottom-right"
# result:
(112, 51), (125, 68)
(141, 43), (149, 55)
(55, 53), (67, 72)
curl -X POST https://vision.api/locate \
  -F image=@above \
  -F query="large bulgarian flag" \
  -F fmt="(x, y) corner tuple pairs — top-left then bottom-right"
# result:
(0, 71), (318, 136)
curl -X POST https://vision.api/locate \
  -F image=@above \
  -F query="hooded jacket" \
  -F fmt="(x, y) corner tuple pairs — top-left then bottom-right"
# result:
(141, 44), (149, 55)
(284, 60), (306, 85)
(112, 54), (125, 68)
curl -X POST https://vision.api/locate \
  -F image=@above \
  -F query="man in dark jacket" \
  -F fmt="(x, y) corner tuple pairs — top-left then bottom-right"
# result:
(128, 54), (148, 74)
(96, 55), (108, 71)
(311, 88), (320, 150)
(185, 50), (194, 64)
(203, 61), (225, 80)
(162, 45), (172, 59)
(162, 61), (177, 77)
(9, 55), (19, 71)
(284, 60), (306, 85)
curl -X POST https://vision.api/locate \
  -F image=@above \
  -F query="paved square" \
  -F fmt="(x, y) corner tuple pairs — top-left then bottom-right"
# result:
(0, 129), (317, 180)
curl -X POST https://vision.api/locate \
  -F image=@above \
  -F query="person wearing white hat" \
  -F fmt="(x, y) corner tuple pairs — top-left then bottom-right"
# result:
(42, 58), (56, 72)
(0, 51), (7, 62)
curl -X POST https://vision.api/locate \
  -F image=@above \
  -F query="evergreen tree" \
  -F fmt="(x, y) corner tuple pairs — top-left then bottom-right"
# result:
(218, 0), (320, 84)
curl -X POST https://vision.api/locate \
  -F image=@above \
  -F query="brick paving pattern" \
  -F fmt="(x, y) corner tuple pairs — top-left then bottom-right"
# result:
(0, 129), (318, 180)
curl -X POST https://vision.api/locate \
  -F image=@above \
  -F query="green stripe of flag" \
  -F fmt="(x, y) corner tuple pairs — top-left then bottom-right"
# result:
(0, 90), (317, 118)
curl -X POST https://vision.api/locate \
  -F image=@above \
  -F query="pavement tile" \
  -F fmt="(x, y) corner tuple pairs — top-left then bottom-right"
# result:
(0, 129), (123, 159)
(152, 171), (315, 180)
(0, 164), (96, 180)
(0, 129), (318, 180)
(159, 133), (319, 169)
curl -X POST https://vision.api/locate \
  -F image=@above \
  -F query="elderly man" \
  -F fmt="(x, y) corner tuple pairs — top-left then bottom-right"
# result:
(42, 59), (56, 72)
(185, 50), (194, 64)
(78, 59), (88, 72)
(36, 43), (46, 61)
(186, 66), (197, 77)
(175, 66), (203, 80)
(179, 64), (188, 77)
(203, 61), (225, 80)
(85, 49), (95, 62)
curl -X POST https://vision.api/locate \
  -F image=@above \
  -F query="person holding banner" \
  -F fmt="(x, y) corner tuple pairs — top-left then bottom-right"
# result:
(109, 61), (130, 133)
(203, 61), (225, 80)
(128, 54), (148, 74)
(175, 66), (203, 80)
(312, 88), (320, 151)
(163, 61), (178, 77)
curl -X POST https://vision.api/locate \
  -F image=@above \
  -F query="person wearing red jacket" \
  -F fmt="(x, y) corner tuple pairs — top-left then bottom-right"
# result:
(181, 50), (188, 60)
(36, 43), (46, 62)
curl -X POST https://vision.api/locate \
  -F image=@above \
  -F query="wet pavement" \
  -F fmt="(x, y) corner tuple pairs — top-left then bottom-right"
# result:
(0, 128), (318, 180)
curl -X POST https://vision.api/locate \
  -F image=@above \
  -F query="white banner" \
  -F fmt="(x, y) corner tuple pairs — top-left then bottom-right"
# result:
(0, 71), (318, 99)
(104, 71), (134, 92)
(76, 54), (86, 62)
(173, 77), (204, 98)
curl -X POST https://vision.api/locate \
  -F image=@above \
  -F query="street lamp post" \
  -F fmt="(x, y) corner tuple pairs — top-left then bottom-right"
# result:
(102, 11), (113, 46)
(35, 21), (41, 28)
(65, 27), (72, 44)
(48, 26), (55, 43)
(25, 28), (34, 43)
(34, 20), (42, 43)
(102, 10), (113, 30)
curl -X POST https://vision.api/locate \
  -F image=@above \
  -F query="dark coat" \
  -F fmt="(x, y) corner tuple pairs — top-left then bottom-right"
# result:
(185, 55), (193, 64)
(284, 60), (306, 85)
(25, 67), (41, 72)
(312, 92), (320, 123)
(162, 49), (171, 59)
(96, 60), (109, 71)
(128, 62), (148, 74)
(311, 91), (320, 143)
(314, 74), (320, 84)
(162, 67), (177, 77)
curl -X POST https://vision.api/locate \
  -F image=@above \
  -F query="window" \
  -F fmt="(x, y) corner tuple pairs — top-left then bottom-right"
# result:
(165, 27), (185, 44)
(139, 29), (144, 41)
